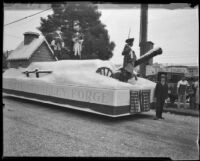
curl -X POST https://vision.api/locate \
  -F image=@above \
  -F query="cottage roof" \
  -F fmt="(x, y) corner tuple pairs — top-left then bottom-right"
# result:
(7, 36), (55, 61)
(23, 31), (40, 36)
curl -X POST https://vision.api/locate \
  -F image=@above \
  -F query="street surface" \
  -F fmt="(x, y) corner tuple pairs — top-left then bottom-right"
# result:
(3, 96), (199, 159)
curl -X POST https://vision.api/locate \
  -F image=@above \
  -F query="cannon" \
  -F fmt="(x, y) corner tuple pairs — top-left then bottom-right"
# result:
(97, 47), (162, 82)
(134, 47), (162, 67)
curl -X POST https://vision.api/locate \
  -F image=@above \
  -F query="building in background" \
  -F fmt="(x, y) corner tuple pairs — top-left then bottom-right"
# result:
(7, 32), (57, 68)
(165, 65), (199, 78)
(165, 65), (189, 75)
(187, 66), (199, 77)
(146, 64), (199, 79)
(146, 63), (165, 76)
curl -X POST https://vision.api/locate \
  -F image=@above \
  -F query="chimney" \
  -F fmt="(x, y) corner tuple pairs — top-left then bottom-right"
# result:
(23, 32), (40, 45)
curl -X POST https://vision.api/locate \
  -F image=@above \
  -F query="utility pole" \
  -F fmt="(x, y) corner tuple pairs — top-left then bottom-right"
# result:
(139, 4), (153, 78)
(139, 4), (148, 45)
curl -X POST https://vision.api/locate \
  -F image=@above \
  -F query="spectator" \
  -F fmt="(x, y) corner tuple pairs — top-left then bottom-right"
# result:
(154, 74), (168, 120)
(177, 76), (189, 108)
(168, 84), (177, 104)
(194, 79), (199, 109)
(187, 78), (196, 109)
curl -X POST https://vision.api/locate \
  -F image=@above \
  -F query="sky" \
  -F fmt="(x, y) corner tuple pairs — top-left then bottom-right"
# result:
(3, 6), (199, 66)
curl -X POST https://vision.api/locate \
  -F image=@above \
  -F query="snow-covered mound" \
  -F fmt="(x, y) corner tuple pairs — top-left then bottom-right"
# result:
(3, 59), (156, 93)
(27, 59), (117, 74)
(128, 77), (156, 90)
(3, 67), (26, 78)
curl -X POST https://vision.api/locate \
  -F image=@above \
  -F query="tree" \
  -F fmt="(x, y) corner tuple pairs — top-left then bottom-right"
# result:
(38, 2), (115, 60)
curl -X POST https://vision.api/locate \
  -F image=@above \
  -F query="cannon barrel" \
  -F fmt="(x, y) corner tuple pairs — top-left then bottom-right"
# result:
(134, 47), (162, 67)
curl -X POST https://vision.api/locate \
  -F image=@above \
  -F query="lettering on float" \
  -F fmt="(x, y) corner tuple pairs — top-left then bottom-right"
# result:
(71, 88), (110, 104)
(6, 80), (112, 104)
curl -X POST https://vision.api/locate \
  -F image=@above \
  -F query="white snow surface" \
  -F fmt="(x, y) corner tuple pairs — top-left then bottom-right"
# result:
(7, 36), (54, 60)
(3, 60), (156, 92)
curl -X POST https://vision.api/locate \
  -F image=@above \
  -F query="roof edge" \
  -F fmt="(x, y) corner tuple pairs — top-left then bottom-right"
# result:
(43, 37), (58, 61)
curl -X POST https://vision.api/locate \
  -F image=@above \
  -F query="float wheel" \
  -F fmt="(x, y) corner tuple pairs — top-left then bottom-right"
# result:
(96, 67), (113, 77)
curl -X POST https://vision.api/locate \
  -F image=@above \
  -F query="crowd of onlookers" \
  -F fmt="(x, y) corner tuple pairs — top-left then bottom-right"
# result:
(151, 74), (199, 116)
(177, 76), (199, 109)
(153, 74), (199, 120)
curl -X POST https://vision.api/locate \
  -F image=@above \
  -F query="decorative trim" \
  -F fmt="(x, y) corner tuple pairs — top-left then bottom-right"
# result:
(3, 88), (131, 116)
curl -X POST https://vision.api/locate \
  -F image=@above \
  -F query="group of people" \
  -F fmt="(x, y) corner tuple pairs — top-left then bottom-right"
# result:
(50, 20), (84, 60)
(154, 75), (199, 120)
(177, 76), (199, 109)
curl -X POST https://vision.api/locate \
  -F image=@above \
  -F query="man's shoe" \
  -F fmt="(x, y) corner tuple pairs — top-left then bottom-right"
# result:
(160, 117), (165, 119)
(154, 117), (159, 120)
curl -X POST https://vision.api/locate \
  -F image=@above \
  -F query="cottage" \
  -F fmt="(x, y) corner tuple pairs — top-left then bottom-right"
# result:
(7, 32), (57, 68)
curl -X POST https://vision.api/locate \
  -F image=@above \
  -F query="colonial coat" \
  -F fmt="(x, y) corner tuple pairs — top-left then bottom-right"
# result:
(122, 44), (137, 74)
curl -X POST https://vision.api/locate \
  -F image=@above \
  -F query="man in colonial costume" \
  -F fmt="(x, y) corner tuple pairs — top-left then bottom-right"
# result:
(72, 20), (84, 59)
(51, 29), (65, 59)
(72, 32), (84, 59)
(121, 38), (137, 82)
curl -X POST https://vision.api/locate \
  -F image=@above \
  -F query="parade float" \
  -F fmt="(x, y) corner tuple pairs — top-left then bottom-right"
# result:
(3, 8), (163, 117)
(3, 47), (162, 117)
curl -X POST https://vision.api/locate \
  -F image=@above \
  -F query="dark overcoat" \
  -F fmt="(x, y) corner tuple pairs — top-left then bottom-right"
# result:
(154, 82), (168, 100)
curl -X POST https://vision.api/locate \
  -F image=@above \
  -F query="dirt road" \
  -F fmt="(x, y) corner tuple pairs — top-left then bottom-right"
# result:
(3, 96), (199, 159)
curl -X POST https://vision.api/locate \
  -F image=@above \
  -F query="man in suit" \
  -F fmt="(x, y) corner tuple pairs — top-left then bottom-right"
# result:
(121, 38), (137, 82)
(154, 74), (168, 120)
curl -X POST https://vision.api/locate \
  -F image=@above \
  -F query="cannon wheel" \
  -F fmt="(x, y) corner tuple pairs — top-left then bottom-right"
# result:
(96, 67), (113, 77)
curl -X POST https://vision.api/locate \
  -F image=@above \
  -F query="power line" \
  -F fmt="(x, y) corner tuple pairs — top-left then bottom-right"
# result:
(4, 8), (52, 27)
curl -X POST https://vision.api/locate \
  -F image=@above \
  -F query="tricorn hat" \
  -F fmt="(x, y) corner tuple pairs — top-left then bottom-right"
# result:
(125, 38), (134, 44)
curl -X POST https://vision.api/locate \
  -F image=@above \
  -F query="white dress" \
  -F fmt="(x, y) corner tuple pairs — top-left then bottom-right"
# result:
(73, 38), (83, 56)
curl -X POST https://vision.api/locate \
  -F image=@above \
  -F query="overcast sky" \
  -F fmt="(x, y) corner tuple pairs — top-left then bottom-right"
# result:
(3, 5), (199, 66)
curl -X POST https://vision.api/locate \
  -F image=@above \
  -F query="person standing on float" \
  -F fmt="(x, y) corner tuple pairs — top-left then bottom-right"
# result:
(121, 38), (137, 82)
(72, 20), (84, 59)
(72, 32), (84, 59)
(51, 29), (65, 59)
